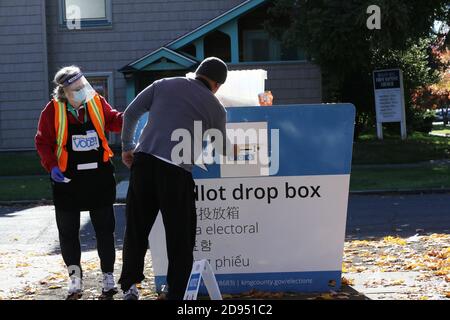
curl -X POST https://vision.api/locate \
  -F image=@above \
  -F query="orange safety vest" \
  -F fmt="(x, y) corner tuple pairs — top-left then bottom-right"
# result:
(53, 94), (114, 172)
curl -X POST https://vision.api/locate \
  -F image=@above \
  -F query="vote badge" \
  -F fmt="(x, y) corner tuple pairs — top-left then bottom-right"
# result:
(72, 130), (100, 152)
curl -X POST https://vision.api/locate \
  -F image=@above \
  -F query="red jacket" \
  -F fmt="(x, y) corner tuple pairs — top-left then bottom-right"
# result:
(35, 96), (123, 172)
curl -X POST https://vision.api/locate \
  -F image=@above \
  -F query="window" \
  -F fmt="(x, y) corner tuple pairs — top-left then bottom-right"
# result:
(204, 31), (232, 63)
(84, 72), (114, 105)
(60, 0), (112, 29)
(179, 44), (197, 59)
(243, 30), (305, 62)
(89, 77), (110, 100)
(243, 30), (278, 62)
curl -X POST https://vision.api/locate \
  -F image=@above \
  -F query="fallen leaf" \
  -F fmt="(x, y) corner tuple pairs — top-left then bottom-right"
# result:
(48, 285), (62, 290)
(318, 293), (334, 300)
(341, 277), (354, 286)
(16, 262), (30, 268)
(390, 279), (405, 286)
(383, 236), (407, 246)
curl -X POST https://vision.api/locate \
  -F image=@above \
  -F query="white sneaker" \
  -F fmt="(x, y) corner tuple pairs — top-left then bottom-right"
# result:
(100, 272), (118, 300)
(102, 272), (118, 292)
(123, 284), (139, 300)
(66, 276), (82, 300)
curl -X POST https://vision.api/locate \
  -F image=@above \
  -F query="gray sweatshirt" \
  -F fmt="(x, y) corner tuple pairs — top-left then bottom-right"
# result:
(121, 77), (227, 172)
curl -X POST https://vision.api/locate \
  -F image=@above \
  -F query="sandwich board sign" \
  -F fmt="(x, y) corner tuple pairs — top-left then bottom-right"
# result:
(148, 104), (355, 295)
(184, 259), (222, 300)
(373, 69), (407, 140)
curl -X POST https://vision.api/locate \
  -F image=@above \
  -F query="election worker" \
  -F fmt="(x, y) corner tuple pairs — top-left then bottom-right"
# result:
(35, 66), (123, 300)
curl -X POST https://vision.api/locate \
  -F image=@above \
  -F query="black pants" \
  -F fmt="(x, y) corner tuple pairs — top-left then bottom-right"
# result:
(119, 153), (197, 300)
(55, 205), (116, 277)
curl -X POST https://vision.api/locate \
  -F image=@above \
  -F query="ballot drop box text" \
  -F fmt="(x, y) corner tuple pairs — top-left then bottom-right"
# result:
(149, 104), (355, 294)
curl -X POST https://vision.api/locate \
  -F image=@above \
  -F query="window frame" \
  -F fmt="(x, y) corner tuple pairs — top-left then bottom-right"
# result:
(242, 29), (306, 63)
(83, 71), (119, 144)
(243, 30), (280, 62)
(84, 71), (115, 107)
(59, 0), (113, 30)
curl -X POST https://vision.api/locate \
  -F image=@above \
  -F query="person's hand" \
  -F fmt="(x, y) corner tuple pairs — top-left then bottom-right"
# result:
(51, 166), (65, 183)
(122, 151), (134, 169)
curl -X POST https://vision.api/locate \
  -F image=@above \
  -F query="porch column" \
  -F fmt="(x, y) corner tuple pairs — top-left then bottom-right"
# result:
(219, 19), (239, 63)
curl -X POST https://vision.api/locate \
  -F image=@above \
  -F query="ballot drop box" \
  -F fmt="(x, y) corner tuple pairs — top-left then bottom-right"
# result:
(149, 104), (355, 294)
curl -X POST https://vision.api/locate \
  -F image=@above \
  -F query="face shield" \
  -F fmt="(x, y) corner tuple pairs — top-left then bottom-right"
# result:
(62, 73), (96, 106)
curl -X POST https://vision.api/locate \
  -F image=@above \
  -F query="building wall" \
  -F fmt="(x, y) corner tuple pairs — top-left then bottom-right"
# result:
(0, 0), (322, 151)
(45, 0), (246, 110)
(230, 62), (322, 104)
(0, 0), (48, 150)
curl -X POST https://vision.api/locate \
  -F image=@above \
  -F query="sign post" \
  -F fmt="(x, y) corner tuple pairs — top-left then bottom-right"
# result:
(373, 69), (407, 140)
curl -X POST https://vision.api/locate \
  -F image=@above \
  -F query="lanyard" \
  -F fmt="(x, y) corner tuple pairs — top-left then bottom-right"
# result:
(67, 102), (88, 124)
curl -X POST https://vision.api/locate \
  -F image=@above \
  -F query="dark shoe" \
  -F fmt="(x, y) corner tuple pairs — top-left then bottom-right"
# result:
(66, 291), (82, 300)
(99, 288), (119, 300)
(123, 284), (139, 300)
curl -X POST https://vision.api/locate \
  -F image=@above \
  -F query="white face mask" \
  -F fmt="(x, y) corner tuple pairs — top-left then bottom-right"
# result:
(72, 88), (87, 104)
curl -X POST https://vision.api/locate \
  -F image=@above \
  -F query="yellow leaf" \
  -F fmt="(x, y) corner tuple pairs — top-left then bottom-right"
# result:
(383, 236), (406, 246)
(140, 290), (153, 297)
(48, 285), (62, 289)
(16, 262), (30, 268)
(391, 279), (405, 286)
(319, 293), (334, 300)
(341, 277), (354, 286)
(430, 233), (447, 239)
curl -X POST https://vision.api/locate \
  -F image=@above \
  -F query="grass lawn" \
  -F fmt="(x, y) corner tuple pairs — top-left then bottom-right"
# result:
(350, 165), (450, 191)
(0, 176), (52, 201)
(353, 131), (450, 164)
(0, 173), (130, 202)
(430, 124), (450, 136)
(0, 152), (47, 176)
(2, 129), (450, 201)
(2, 165), (450, 201)
(0, 149), (129, 201)
(0, 151), (127, 176)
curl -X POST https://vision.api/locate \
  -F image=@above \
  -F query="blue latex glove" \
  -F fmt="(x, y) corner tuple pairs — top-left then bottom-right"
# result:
(51, 166), (65, 183)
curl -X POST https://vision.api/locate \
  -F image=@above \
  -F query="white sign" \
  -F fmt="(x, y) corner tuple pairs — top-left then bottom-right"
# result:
(149, 174), (350, 293)
(374, 89), (403, 122)
(184, 259), (222, 300)
(146, 104), (355, 294)
(373, 69), (407, 139)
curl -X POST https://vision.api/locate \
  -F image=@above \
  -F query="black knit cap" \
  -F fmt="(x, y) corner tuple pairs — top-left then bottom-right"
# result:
(195, 57), (228, 84)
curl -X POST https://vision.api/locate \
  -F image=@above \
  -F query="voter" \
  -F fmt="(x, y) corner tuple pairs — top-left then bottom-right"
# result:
(119, 57), (229, 300)
(35, 66), (123, 300)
